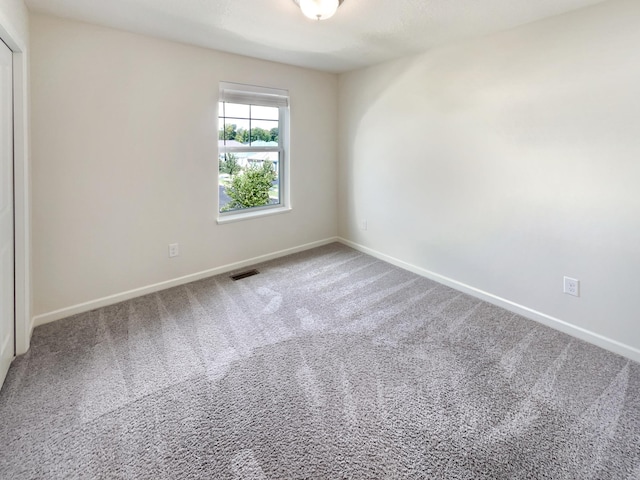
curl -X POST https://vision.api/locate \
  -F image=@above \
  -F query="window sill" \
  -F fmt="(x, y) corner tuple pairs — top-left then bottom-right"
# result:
(216, 205), (292, 225)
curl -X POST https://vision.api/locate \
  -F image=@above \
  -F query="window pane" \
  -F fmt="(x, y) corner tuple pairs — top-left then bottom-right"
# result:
(223, 118), (250, 145)
(250, 120), (279, 145)
(224, 103), (250, 118)
(218, 151), (280, 213)
(251, 105), (279, 121)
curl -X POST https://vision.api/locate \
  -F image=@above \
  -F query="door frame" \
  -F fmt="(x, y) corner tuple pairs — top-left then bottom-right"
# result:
(0, 13), (30, 356)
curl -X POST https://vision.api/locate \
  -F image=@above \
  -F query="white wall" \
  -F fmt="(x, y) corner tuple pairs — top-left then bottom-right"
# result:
(0, 0), (27, 42)
(338, 0), (640, 359)
(31, 14), (338, 318)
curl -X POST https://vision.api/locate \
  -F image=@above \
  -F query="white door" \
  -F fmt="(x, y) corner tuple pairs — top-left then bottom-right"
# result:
(0, 39), (13, 388)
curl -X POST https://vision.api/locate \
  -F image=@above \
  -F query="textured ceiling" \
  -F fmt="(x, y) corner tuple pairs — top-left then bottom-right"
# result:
(25, 0), (607, 73)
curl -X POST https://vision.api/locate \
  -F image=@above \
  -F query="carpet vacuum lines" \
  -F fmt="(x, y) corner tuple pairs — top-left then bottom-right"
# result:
(0, 243), (639, 479)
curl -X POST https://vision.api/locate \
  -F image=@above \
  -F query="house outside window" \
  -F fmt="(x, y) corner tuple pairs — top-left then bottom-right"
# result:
(218, 83), (290, 222)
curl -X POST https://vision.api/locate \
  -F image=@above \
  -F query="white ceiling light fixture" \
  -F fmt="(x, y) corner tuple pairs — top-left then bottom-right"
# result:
(294, 0), (345, 21)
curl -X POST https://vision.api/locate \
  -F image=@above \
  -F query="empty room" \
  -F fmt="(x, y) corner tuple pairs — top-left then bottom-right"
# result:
(0, 0), (639, 477)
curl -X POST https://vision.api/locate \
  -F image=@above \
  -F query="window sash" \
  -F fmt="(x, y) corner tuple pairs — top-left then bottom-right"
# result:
(218, 103), (285, 149)
(219, 146), (281, 153)
(218, 150), (284, 212)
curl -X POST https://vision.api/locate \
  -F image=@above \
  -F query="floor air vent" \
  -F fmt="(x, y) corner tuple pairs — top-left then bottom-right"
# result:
(230, 269), (260, 281)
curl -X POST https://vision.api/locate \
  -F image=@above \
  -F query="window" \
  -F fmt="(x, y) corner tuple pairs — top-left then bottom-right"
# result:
(218, 83), (289, 221)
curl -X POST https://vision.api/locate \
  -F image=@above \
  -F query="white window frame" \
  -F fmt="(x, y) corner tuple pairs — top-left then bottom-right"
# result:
(217, 82), (291, 224)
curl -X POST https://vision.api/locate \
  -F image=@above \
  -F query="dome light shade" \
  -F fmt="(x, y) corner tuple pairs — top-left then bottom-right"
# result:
(297, 0), (341, 21)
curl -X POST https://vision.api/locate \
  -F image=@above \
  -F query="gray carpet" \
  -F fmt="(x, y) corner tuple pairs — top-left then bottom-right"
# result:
(1, 243), (639, 479)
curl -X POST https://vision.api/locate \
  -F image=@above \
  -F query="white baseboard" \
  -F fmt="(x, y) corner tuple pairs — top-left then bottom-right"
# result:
(338, 237), (640, 364)
(31, 235), (640, 363)
(32, 237), (339, 328)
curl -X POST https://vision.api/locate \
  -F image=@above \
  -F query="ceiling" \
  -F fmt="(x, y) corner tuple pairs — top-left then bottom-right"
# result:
(25, 0), (607, 73)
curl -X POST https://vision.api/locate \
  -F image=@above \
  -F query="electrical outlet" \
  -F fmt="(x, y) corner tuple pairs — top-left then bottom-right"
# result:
(563, 276), (579, 297)
(361, 219), (368, 231)
(169, 243), (179, 258)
